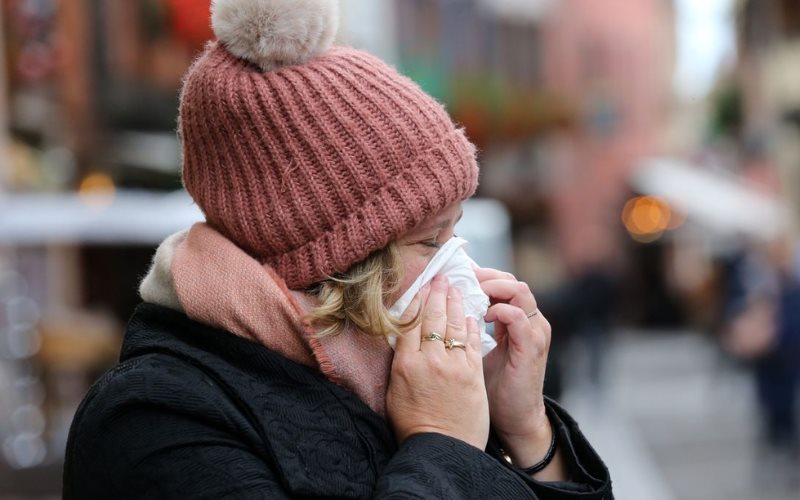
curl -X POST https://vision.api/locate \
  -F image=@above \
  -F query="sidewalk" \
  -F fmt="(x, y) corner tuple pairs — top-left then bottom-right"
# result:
(561, 331), (798, 500)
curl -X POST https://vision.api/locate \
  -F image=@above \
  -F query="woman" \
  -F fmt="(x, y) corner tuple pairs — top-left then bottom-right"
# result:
(63, 1), (612, 498)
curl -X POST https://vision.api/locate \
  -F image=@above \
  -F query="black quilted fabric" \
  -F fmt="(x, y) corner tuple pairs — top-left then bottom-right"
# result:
(63, 304), (612, 499)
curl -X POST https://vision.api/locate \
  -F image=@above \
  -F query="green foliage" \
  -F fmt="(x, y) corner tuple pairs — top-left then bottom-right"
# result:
(708, 84), (742, 141)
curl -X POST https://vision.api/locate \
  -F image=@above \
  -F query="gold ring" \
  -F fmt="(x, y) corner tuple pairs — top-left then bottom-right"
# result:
(526, 309), (539, 318)
(445, 338), (467, 351)
(423, 332), (444, 342)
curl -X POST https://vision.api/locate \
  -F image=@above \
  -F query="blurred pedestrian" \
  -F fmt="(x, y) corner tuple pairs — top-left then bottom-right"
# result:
(721, 237), (800, 484)
(755, 239), (800, 458)
(571, 264), (619, 397)
(61, 1), (611, 498)
(568, 225), (620, 402)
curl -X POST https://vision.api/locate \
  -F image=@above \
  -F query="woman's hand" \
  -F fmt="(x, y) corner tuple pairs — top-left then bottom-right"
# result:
(386, 274), (490, 450)
(478, 267), (564, 478)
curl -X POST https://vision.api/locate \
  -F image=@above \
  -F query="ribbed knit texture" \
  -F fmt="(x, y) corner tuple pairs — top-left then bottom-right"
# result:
(179, 42), (478, 289)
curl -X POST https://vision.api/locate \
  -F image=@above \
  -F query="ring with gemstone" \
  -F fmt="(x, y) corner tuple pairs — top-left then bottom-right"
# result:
(444, 338), (467, 351)
(423, 332), (445, 342)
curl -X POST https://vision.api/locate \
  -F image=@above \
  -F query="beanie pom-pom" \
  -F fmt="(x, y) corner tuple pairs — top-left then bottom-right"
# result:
(211, 0), (338, 71)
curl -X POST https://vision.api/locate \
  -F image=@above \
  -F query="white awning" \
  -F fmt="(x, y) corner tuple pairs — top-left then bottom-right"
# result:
(0, 192), (512, 270)
(631, 158), (787, 240)
(0, 190), (204, 245)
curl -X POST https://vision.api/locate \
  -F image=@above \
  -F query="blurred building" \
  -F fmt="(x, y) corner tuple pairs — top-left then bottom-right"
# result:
(394, 0), (676, 278)
(542, 0), (675, 274)
(736, 0), (800, 233)
(0, 1), (213, 491)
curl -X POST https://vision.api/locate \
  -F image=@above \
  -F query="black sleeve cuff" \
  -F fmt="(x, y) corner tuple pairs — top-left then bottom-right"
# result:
(376, 432), (536, 499)
(486, 397), (613, 498)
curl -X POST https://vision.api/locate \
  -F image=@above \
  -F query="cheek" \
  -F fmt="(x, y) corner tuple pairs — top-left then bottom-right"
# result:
(389, 249), (430, 304)
(398, 260), (426, 295)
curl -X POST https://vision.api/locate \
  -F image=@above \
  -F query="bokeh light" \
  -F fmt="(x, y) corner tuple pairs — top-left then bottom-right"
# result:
(78, 172), (116, 209)
(622, 196), (674, 242)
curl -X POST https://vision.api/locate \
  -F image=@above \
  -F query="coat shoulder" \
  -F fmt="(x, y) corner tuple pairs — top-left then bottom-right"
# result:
(65, 310), (397, 499)
(72, 350), (235, 425)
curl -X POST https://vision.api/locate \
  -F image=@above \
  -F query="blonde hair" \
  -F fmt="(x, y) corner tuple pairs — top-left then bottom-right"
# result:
(306, 242), (420, 339)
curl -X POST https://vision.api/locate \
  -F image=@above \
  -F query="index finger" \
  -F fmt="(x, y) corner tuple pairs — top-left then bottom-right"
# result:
(474, 266), (517, 283)
(395, 285), (430, 354)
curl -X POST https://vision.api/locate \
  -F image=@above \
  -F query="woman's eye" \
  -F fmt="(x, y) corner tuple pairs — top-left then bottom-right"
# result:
(421, 240), (441, 249)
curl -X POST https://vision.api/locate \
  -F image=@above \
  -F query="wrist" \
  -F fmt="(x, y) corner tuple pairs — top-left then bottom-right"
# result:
(496, 409), (553, 469)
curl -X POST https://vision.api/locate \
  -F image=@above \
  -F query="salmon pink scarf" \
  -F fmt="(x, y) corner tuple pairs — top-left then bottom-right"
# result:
(140, 223), (393, 416)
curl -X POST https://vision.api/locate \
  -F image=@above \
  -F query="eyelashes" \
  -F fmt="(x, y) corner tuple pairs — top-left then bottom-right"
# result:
(420, 233), (458, 250)
(421, 240), (441, 249)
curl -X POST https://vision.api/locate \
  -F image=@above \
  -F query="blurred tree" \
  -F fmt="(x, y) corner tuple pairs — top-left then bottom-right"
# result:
(708, 82), (743, 141)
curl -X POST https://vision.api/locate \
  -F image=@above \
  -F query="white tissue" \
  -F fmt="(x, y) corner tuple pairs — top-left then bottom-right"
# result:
(388, 237), (495, 356)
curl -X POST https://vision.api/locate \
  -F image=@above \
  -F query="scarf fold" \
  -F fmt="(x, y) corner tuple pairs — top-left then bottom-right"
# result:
(139, 223), (393, 416)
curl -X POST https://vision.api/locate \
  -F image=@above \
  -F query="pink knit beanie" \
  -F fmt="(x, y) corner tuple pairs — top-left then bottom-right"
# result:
(179, 0), (479, 289)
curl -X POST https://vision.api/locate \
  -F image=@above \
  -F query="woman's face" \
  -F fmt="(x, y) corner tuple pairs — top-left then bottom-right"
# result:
(391, 202), (464, 304)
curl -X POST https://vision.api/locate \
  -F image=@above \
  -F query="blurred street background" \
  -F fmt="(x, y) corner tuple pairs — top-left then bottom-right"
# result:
(0, 0), (799, 498)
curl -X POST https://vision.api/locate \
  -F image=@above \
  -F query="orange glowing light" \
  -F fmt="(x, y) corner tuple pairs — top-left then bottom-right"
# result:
(622, 196), (672, 242)
(78, 172), (116, 209)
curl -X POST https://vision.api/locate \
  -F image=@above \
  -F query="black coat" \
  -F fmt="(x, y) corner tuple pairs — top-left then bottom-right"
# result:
(64, 304), (612, 499)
